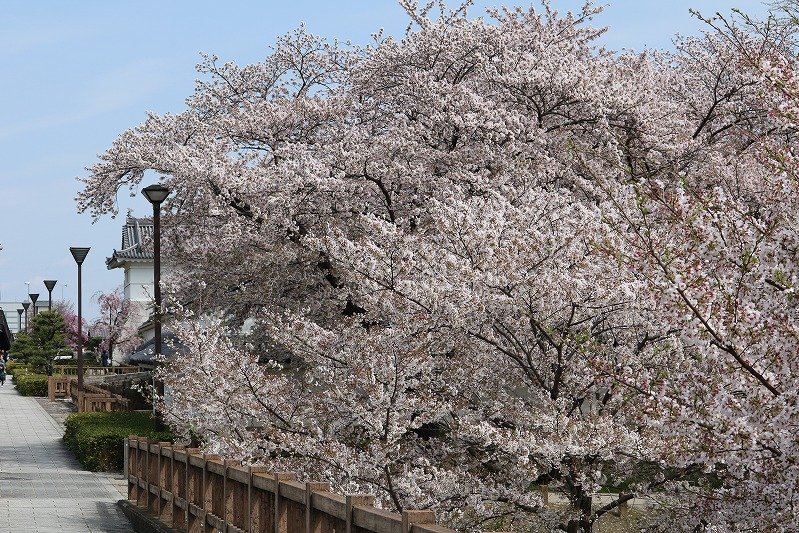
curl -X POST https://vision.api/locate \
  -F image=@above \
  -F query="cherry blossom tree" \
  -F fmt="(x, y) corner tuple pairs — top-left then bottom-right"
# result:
(91, 289), (141, 364)
(592, 6), (799, 530)
(78, 2), (799, 531)
(55, 300), (88, 352)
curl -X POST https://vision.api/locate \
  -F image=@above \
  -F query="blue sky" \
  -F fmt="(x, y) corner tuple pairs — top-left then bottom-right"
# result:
(0, 1), (771, 319)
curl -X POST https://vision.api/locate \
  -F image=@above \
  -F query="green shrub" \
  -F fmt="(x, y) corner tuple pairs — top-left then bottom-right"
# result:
(63, 411), (172, 472)
(6, 361), (32, 376)
(13, 373), (48, 396)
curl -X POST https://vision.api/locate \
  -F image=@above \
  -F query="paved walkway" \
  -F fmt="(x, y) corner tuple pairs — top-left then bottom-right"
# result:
(0, 380), (134, 532)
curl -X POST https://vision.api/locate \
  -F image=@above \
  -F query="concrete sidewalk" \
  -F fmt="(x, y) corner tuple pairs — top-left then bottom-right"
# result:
(0, 379), (134, 532)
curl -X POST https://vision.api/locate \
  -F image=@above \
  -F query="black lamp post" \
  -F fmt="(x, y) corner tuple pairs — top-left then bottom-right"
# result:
(142, 184), (170, 425)
(16, 309), (23, 334)
(22, 302), (30, 332)
(28, 293), (39, 318)
(70, 247), (90, 397)
(43, 280), (57, 310)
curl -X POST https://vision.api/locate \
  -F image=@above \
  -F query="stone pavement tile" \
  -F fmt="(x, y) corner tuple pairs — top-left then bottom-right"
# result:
(0, 382), (134, 532)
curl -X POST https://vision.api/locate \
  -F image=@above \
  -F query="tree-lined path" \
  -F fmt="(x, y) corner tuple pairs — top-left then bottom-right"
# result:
(0, 382), (133, 532)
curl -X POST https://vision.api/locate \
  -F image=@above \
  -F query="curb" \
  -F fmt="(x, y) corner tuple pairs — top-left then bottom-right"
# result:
(117, 500), (177, 533)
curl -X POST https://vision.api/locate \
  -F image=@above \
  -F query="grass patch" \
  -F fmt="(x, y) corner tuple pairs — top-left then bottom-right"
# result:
(64, 411), (172, 472)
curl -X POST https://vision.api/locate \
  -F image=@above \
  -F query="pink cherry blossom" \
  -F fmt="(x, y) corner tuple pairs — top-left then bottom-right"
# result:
(78, 2), (799, 531)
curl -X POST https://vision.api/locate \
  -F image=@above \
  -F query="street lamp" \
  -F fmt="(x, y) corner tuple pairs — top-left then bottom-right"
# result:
(70, 247), (90, 398)
(16, 309), (23, 334)
(43, 280), (57, 310)
(21, 302), (29, 332)
(142, 183), (170, 426)
(28, 293), (39, 318)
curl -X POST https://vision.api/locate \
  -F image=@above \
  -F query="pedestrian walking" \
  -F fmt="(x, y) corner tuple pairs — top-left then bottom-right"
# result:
(0, 360), (6, 386)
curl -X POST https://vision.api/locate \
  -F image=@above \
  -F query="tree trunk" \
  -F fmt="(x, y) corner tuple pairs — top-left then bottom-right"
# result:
(566, 486), (593, 533)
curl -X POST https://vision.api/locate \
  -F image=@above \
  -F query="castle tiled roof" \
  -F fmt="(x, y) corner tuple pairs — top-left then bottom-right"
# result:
(128, 332), (183, 365)
(106, 217), (154, 269)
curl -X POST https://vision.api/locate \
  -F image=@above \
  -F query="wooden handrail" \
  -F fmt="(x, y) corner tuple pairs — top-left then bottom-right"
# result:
(53, 365), (139, 376)
(48, 375), (131, 412)
(125, 436), (452, 533)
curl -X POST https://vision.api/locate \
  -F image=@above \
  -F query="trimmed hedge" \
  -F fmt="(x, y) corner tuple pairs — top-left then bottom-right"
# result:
(14, 373), (48, 396)
(5, 361), (32, 376)
(64, 411), (172, 472)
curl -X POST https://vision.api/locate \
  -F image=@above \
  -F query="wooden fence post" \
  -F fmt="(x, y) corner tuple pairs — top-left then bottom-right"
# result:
(123, 437), (129, 479)
(126, 436), (137, 501)
(153, 442), (163, 517)
(248, 466), (270, 533)
(274, 472), (297, 533)
(172, 445), (187, 530)
(149, 441), (159, 514)
(202, 453), (221, 531)
(158, 442), (172, 523)
(402, 510), (437, 533)
(138, 438), (150, 508)
(305, 482), (330, 533)
(186, 447), (203, 533)
(223, 459), (239, 529)
(346, 495), (375, 533)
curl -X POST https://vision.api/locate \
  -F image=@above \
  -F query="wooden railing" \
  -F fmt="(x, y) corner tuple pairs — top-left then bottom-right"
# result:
(125, 436), (455, 533)
(53, 364), (139, 376)
(48, 376), (131, 412)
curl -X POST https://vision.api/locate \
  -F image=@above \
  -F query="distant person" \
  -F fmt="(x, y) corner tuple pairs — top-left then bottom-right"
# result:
(0, 360), (6, 386)
(101, 350), (110, 368)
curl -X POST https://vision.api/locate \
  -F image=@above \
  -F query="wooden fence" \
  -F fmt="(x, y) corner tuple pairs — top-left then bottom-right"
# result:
(53, 364), (139, 376)
(48, 376), (131, 412)
(125, 436), (455, 533)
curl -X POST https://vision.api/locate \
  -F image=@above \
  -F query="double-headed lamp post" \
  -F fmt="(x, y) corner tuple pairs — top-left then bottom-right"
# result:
(70, 247), (91, 397)
(43, 280), (57, 310)
(142, 184), (170, 427)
